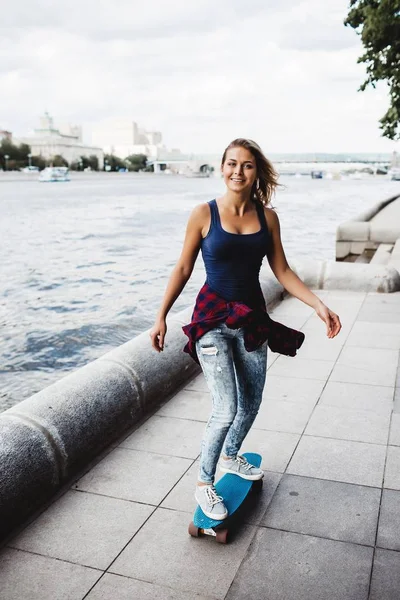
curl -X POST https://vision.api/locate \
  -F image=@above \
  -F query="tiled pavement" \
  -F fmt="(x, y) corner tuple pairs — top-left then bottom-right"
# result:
(1, 290), (400, 600)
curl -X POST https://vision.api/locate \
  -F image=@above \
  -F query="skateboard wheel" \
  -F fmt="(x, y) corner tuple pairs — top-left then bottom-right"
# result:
(188, 521), (200, 537)
(216, 528), (228, 544)
(252, 479), (263, 493)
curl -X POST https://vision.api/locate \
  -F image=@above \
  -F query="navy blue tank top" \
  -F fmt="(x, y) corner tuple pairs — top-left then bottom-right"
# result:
(201, 199), (270, 304)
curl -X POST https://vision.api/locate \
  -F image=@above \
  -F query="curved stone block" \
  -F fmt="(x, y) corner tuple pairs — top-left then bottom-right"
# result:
(292, 259), (400, 293)
(7, 359), (142, 478)
(0, 416), (59, 539)
(337, 222), (370, 242)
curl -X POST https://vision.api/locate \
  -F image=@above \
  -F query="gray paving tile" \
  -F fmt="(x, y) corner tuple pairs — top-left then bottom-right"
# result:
(268, 312), (310, 330)
(395, 386), (400, 413)
(242, 428), (300, 473)
(8, 490), (153, 570)
(226, 528), (373, 600)
(119, 415), (205, 459)
(389, 413), (400, 446)
(361, 294), (400, 309)
(182, 374), (208, 392)
(364, 293), (400, 304)
(160, 460), (201, 514)
(254, 399), (314, 434)
(357, 308), (400, 324)
(156, 389), (210, 422)
(330, 346), (398, 387)
(0, 547), (101, 600)
(266, 350), (280, 368)
(287, 436), (386, 487)
(294, 330), (344, 361)
(86, 573), (212, 600)
(268, 356), (334, 381)
(304, 404), (390, 445)
(384, 445), (400, 490)
(346, 321), (400, 350)
(262, 474), (381, 546)
(270, 297), (314, 317)
(301, 316), (355, 337)
(110, 507), (256, 600)
(75, 447), (192, 505)
(377, 489), (400, 551)
(262, 374), (325, 406)
(370, 548), (400, 600)
(319, 381), (394, 415)
(323, 290), (367, 301)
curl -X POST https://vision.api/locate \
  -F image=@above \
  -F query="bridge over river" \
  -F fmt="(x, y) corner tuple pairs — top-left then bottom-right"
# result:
(147, 152), (395, 176)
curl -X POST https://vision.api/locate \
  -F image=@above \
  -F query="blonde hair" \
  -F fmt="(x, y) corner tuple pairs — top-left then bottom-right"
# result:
(221, 138), (281, 207)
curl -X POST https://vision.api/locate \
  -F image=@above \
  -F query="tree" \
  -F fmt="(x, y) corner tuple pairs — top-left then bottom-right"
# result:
(344, 0), (400, 140)
(0, 139), (42, 170)
(52, 155), (69, 167)
(88, 155), (99, 171)
(125, 153), (147, 172)
(104, 153), (126, 171)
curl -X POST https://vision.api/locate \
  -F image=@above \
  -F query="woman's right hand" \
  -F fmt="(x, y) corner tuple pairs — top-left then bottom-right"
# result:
(149, 318), (167, 352)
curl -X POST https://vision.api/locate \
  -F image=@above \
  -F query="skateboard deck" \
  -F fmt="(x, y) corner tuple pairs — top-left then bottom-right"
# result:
(189, 452), (262, 543)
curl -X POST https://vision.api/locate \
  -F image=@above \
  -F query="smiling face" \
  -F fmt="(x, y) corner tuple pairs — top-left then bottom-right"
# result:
(221, 146), (257, 194)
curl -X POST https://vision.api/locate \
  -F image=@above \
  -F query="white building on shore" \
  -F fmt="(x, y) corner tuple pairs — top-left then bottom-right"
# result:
(17, 113), (104, 168)
(90, 118), (181, 160)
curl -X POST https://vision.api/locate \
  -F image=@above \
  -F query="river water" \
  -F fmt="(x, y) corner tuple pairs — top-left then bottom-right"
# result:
(1, 172), (399, 411)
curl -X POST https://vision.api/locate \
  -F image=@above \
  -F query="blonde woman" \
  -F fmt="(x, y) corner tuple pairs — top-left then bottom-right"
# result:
(150, 139), (341, 519)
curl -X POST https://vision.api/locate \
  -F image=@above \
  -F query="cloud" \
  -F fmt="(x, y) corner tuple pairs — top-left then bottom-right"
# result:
(1, 0), (398, 153)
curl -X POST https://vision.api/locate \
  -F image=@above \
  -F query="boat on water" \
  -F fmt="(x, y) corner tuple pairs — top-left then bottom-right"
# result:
(311, 170), (324, 179)
(38, 167), (70, 182)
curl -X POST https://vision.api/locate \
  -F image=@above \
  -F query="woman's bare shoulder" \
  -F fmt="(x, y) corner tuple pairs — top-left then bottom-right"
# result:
(263, 206), (279, 230)
(191, 202), (211, 218)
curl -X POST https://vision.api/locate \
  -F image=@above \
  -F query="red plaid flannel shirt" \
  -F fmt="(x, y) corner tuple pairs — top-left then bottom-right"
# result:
(182, 282), (305, 364)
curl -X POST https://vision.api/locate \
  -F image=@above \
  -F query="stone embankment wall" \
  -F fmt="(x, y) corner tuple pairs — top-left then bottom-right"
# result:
(337, 194), (400, 265)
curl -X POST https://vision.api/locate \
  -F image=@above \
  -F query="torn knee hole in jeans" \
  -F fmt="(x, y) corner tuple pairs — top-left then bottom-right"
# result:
(200, 345), (218, 356)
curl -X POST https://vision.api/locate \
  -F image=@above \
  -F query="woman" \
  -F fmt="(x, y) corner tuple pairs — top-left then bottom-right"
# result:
(150, 138), (341, 520)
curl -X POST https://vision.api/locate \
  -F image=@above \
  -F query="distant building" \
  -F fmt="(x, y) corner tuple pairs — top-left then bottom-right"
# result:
(16, 113), (104, 168)
(391, 151), (400, 168)
(90, 118), (179, 159)
(0, 129), (12, 142)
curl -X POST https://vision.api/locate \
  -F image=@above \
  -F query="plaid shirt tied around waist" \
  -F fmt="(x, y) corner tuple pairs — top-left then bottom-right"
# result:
(182, 282), (305, 364)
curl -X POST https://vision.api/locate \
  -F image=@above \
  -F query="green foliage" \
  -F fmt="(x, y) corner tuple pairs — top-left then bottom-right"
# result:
(52, 155), (69, 167)
(344, 0), (400, 140)
(104, 153), (127, 171)
(88, 155), (99, 171)
(0, 139), (37, 170)
(70, 155), (100, 171)
(125, 153), (147, 171)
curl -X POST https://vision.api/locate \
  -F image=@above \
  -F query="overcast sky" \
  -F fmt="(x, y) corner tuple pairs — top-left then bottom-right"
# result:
(1, 0), (398, 154)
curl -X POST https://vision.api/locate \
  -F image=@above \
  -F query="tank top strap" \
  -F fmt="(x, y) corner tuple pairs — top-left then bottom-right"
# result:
(208, 199), (220, 229)
(255, 201), (268, 231)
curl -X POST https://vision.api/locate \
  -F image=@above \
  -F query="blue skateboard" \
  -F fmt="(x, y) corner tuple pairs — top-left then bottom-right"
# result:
(188, 452), (263, 544)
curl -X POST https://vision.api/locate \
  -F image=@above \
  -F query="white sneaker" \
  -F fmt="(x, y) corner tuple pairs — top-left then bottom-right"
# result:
(195, 485), (228, 520)
(219, 455), (264, 481)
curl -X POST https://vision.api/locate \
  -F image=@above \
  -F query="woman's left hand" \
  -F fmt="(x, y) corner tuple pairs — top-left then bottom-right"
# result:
(315, 302), (342, 338)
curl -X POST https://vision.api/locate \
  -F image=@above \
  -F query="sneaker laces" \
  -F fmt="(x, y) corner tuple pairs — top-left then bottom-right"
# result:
(236, 455), (253, 471)
(205, 486), (224, 506)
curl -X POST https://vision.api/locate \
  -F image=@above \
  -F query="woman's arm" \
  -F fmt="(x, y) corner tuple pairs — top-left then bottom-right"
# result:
(150, 203), (208, 352)
(265, 208), (341, 338)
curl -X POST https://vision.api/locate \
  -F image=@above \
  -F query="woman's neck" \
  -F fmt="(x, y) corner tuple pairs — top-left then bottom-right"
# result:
(220, 190), (253, 215)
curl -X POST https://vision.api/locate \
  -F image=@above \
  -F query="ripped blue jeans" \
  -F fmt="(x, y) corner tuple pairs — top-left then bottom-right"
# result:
(196, 322), (268, 484)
